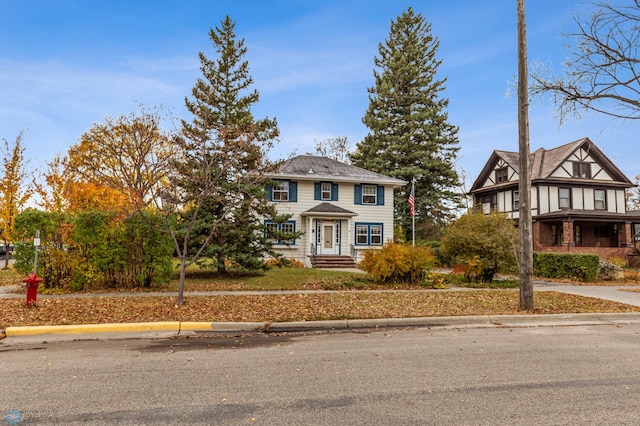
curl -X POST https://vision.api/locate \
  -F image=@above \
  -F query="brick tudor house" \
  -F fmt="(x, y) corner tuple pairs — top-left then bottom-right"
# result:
(470, 138), (640, 264)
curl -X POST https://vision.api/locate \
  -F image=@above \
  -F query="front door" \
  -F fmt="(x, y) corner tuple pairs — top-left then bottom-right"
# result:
(318, 220), (339, 255)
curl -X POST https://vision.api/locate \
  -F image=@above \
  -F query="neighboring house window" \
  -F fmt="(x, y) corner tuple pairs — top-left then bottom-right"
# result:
(512, 190), (520, 211)
(314, 182), (338, 201)
(495, 168), (508, 183)
(575, 224), (582, 245)
(551, 224), (562, 246)
(267, 180), (297, 202)
(355, 223), (383, 246)
(559, 188), (571, 209)
(264, 220), (296, 245)
(573, 162), (591, 179)
(594, 189), (606, 210)
(481, 193), (497, 214)
(354, 184), (385, 206)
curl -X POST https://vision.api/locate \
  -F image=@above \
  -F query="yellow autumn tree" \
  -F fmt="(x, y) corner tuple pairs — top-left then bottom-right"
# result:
(0, 131), (32, 268)
(34, 154), (71, 214)
(66, 107), (175, 208)
(64, 180), (136, 219)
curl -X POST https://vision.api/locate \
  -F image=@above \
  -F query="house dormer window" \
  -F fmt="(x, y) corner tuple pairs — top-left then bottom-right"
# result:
(495, 168), (508, 183)
(573, 162), (591, 179)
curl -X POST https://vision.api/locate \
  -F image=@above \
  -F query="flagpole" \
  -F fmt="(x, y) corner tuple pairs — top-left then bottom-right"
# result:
(411, 178), (415, 246)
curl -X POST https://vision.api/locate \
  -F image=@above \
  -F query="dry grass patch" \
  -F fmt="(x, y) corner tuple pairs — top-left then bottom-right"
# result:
(1, 290), (637, 328)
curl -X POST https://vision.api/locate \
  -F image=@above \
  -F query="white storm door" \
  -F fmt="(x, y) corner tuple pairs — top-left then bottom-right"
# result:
(321, 223), (338, 255)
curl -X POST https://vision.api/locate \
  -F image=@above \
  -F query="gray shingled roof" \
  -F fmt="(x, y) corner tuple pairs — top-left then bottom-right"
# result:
(301, 202), (357, 217)
(270, 155), (407, 186)
(471, 137), (633, 192)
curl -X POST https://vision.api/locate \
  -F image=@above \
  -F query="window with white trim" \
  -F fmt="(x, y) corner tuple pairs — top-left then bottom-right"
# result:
(355, 223), (383, 246)
(321, 182), (332, 200)
(264, 221), (296, 245)
(362, 185), (377, 205)
(272, 181), (289, 201)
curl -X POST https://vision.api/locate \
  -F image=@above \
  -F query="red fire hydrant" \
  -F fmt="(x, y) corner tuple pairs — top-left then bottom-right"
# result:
(23, 273), (43, 306)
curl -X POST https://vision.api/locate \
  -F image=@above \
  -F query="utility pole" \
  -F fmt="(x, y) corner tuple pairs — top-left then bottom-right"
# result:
(517, 0), (534, 310)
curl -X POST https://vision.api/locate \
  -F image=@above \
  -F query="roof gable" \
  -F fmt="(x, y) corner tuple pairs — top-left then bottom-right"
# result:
(471, 137), (633, 193)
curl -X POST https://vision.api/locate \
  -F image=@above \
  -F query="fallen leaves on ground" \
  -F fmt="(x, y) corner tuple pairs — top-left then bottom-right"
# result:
(1, 290), (637, 328)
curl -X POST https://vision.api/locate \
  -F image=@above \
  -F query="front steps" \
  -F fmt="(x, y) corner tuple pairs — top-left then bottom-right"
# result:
(310, 255), (357, 269)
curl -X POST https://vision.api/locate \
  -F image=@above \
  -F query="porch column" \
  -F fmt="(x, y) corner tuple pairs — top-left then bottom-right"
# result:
(562, 219), (574, 249)
(532, 221), (540, 251)
(308, 217), (314, 255)
(347, 218), (353, 259)
(621, 222), (633, 248)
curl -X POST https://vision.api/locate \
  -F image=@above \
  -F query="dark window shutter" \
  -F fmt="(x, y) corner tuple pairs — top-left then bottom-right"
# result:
(354, 184), (362, 205)
(377, 185), (385, 205)
(332, 183), (339, 201)
(314, 182), (321, 200)
(289, 181), (298, 202)
(265, 185), (273, 201)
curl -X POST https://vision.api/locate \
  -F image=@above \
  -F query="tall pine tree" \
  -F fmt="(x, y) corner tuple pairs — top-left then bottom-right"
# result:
(170, 16), (284, 302)
(351, 8), (461, 241)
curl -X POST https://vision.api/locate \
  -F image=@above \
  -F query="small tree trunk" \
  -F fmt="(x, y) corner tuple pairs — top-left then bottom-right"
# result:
(178, 258), (187, 306)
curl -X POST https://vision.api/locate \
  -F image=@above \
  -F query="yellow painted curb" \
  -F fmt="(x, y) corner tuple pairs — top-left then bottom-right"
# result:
(5, 322), (181, 337)
(179, 322), (215, 331)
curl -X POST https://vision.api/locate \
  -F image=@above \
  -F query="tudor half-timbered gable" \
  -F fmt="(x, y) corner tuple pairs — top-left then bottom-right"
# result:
(470, 137), (640, 260)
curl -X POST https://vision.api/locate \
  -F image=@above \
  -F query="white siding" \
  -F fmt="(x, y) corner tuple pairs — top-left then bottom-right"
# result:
(583, 188), (595, 210)
(551, 163), (572, 178)
(271, 180), (397, 265)
(617, 189), (626, 213)
(548, 186), (559, 212)
(538, 186), (549, 214)
(572, 188), (584, 210)
(497, 191), (505, 212)
(591, 163), (613, 181)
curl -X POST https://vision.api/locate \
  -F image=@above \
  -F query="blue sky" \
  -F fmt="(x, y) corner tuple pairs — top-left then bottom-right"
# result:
(1, 0), (637, 188)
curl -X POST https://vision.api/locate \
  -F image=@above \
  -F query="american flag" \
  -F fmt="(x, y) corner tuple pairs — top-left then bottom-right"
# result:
(408, 185), (415, 217)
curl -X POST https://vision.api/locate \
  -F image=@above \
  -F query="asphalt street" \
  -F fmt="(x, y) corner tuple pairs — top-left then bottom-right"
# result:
(2, 323), (640, 424)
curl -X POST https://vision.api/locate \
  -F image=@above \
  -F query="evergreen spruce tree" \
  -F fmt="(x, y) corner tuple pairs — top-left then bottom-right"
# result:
(175, 16), (283, 283)
(350, 8), (461, 241)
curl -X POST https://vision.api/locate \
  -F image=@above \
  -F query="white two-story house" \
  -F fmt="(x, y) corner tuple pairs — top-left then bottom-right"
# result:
(470, 137), (640, 261)
(265, 155), (406, 267)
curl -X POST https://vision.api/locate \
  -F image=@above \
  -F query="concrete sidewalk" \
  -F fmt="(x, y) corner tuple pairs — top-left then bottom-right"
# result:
(533, 280), (640, 307)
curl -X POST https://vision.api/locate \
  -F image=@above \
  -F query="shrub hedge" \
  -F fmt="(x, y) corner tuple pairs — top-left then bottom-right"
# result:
(533, 252), (599, 282)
